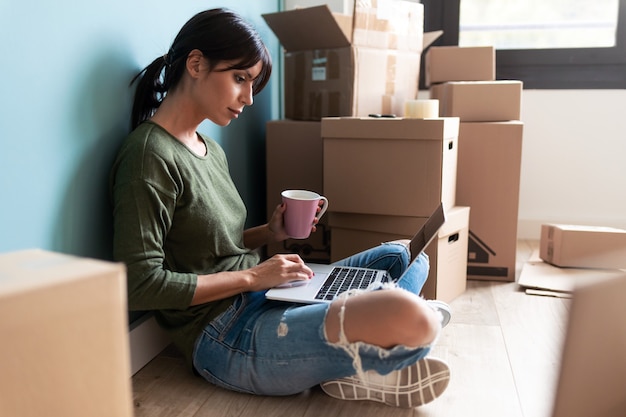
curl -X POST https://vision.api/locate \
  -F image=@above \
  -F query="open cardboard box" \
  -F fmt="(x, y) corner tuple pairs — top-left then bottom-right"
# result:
(263, 3), (442, 120)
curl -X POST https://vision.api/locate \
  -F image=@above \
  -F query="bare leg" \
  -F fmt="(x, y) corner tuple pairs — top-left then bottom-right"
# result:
(324, 289), (440, 349)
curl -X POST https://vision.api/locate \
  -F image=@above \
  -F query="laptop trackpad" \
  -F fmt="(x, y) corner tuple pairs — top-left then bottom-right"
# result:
(274, 279), (310, 289)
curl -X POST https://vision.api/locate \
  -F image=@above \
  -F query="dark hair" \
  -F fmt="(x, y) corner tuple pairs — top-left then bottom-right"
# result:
(130, 8), (272, 129)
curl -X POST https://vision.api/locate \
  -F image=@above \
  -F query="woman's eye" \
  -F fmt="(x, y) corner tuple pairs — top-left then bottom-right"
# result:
(235, 75), (245, 83)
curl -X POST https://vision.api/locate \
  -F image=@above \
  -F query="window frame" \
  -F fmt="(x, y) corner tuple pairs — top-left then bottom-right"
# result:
(420, 0), (626, 89)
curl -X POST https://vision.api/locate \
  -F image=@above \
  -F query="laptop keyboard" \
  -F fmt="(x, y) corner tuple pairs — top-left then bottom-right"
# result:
(315, 267), (378, 301)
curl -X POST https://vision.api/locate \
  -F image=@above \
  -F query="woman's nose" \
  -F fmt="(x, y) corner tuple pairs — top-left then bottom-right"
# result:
(242, 84), (253, 106)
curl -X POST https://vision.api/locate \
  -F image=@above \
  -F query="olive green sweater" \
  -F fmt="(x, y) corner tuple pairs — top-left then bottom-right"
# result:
(110, 122), (260, 367)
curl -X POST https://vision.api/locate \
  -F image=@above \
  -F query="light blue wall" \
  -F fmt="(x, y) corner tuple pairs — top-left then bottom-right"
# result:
(0, 0), (281, 260)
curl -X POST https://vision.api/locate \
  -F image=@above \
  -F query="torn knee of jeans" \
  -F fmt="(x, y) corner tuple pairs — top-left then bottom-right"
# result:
(323, 291), (397, 380)
(323, 291), (438, 379)
(328, 295), (367, 380)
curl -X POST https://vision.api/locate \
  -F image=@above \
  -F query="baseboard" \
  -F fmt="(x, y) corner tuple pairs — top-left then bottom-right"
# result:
(128, 314), (171, 375)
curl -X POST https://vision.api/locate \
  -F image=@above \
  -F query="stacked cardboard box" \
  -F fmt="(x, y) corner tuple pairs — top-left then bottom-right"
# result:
(321, 117), (470, 303)
(263, 3), (470, 301)
(264, 0), (434, 263)
(426, 45), (524, 282)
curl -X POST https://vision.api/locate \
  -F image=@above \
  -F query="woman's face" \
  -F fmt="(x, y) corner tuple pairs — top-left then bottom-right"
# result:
(194, 58), (264, 127)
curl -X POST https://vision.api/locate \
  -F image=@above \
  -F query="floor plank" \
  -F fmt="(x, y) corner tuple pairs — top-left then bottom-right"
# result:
(492, 282), (570, 417)
(132, 356), (209, 417)
(422, 321), (524, 417)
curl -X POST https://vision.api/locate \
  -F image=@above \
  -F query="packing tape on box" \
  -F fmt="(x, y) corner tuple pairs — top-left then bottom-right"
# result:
(404, 99), (439, 118)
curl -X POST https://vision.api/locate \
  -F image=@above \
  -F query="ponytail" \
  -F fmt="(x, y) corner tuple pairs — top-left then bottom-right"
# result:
(129, 56), (168, 130)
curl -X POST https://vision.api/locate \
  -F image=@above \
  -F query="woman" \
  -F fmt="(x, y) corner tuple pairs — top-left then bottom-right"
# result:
(110, 8), (451, 408)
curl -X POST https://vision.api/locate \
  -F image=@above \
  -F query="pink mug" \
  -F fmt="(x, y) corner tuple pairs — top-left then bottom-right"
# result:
(281, 190), (329, 239)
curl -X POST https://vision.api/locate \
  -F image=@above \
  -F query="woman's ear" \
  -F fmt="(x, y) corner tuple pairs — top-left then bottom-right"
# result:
(186, 49), (205, 78)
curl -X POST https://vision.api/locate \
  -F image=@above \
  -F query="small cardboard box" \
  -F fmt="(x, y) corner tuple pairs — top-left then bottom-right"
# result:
(0, 249), (133, 417)
(263, 3), (439, 120)
(540, 224), (626, 269)
(425, 46), (496, 87)
(329, 206), (470, 302)
(430, 80), (523, 122)
(456, 121), (523, 281)
(322, 116), (459, 217)
(265, 120), (330, 262)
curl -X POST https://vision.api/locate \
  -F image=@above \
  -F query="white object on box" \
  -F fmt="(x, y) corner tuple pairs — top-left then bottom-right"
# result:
(404, 99), (439, 118)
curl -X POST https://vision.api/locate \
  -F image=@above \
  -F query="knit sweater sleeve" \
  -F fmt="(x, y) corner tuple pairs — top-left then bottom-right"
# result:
(111, 130), (196, 311)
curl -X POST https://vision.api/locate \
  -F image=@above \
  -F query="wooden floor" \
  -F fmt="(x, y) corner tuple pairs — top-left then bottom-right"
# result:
(132, 240), (571, 417)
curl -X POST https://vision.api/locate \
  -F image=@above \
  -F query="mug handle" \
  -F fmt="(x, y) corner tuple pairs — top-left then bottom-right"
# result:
(317, 197), (329, 220)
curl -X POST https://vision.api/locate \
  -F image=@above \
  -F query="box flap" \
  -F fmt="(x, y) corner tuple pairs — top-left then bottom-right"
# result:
(263, 5), (351, 51)
(423, 30), (443, 49)
(518, 250), (626, 293)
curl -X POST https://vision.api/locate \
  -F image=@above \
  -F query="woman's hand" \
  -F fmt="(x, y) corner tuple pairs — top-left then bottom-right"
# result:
(191, 253), (313, 306)
(267, 201), (324, 243)
(242, 200), (323, 250)
(267, 203), (290, 242)
(247, 253), (314, 291)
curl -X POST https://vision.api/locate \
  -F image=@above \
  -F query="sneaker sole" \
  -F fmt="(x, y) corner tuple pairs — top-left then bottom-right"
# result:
(320, 357), (450, 408)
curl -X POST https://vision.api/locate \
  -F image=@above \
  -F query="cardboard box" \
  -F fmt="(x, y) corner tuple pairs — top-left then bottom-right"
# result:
(264, 3), (438, 120)
(0, 249), (133, 417)
(540, 224), (626, 269)
(456, 122), (523, 281)
(425, 46), (496, 87)
(322, 116), (459, 217)
(430, 81), (523, 122)
(329, 206), (470, 302)
(265, 120), (330, 262)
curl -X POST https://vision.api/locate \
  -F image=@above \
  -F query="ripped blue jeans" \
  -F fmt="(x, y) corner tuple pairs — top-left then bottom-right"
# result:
(192, 242), (435, 396)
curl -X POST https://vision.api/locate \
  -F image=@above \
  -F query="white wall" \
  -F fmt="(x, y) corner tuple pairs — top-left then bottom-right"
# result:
(517, 90), (626, 239)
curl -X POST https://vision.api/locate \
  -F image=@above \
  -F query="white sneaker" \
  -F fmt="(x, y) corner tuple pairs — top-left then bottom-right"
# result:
(320, 357), (450, 408)
(426, 299), (452, 328)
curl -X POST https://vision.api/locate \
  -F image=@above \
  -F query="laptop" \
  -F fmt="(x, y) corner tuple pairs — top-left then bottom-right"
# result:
(551, 274), (626, 417)
(265, 202), (446, 304)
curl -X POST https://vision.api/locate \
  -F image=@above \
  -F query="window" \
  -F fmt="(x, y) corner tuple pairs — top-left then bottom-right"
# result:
(421, 0), (626, 89)
(459, 0), (619, 50)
